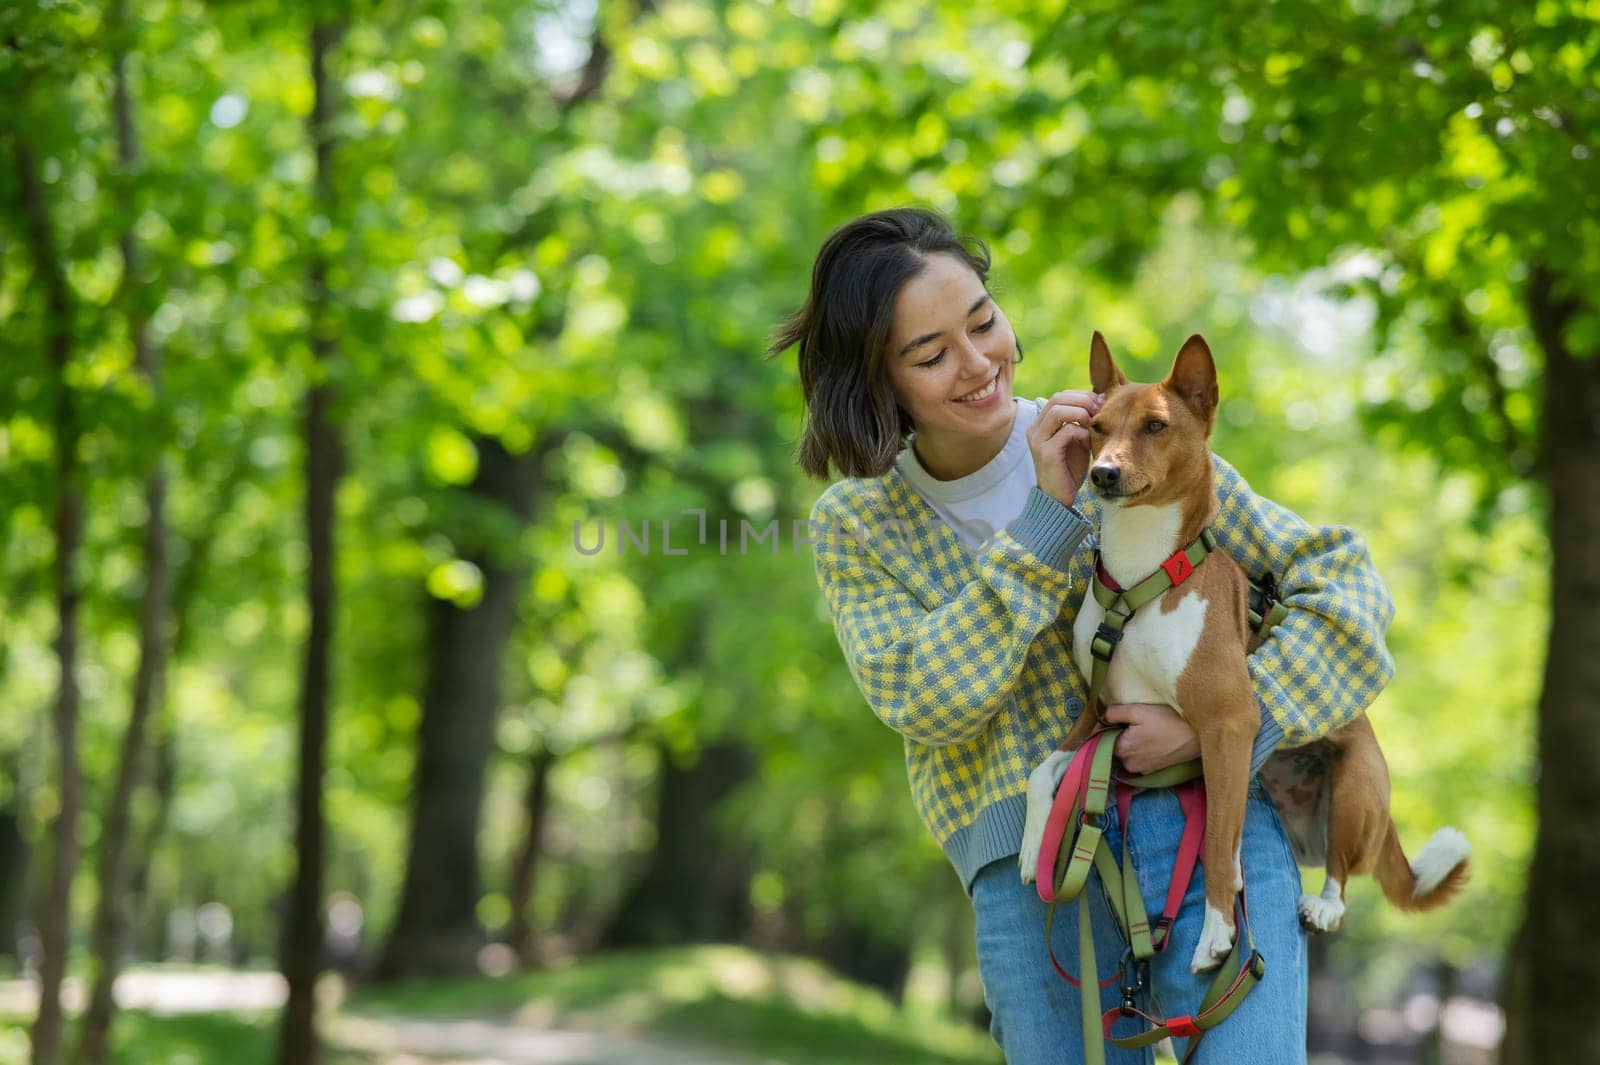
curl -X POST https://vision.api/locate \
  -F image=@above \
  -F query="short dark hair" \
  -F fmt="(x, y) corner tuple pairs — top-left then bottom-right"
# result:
(767, 207), (1018, 480)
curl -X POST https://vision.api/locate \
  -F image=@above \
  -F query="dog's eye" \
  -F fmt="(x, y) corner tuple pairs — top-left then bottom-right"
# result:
(1145, 419), (1166, 435)
(1089, 422), (1106, 434)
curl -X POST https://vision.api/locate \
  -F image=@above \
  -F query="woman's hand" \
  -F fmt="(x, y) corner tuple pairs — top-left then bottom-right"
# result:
(1028, 390), (1101, 509)
(1103, 703), (1200, 775)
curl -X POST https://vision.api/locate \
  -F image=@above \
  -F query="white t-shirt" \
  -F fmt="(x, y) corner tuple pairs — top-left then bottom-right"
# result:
(896, 397), (1046, 554)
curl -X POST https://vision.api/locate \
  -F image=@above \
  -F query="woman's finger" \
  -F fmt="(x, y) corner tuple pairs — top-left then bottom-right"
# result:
(1055, 425), (1092, 450)
(1046, 389), (1103, 410)
(1041, 401), (1098, 425)
(1112, 730), (1142, 770)
(1036, 404), (1094, 437)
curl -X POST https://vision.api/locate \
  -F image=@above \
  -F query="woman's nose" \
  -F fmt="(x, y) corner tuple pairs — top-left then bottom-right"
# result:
(957, 337), (989, 374)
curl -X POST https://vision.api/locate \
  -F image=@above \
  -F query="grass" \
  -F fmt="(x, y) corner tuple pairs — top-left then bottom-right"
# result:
(0, 1011), (289, 1065)
(349, 943), (1005, 1065)
(0, 947), (1009, 1064)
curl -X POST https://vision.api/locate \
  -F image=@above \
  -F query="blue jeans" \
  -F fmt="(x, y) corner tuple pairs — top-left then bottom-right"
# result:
(972, 779), (1308, 1064)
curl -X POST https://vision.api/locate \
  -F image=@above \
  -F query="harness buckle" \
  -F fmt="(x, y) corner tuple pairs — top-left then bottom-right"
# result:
(1092, 621), (1125, 658)
(1118, 947), (1148, 1015)
(1250, 572), (1281, 634)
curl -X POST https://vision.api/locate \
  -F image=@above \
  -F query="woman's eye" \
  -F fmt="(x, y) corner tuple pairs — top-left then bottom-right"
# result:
(974, 313), (997, 333)
(919, 350), (947, 368)
(1145, 419), (1166, 435)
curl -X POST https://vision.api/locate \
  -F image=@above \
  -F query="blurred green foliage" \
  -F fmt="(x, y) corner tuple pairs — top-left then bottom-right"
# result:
(2, 0), (1587, 1036)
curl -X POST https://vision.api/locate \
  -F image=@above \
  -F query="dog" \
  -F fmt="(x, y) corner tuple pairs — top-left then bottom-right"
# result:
(1019, 331), (1470, 973)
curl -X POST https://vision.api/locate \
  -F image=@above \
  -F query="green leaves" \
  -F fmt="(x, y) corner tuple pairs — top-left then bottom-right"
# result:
(1, 0), (1579, 1010)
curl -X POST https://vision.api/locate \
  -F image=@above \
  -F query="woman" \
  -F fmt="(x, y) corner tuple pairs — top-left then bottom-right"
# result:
(772, 207), (1395, 1063)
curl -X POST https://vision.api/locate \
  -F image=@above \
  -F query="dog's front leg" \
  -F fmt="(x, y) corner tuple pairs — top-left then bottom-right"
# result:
(1019, 749), (1074, 883)
(1020, 701), (1100, 883)
(1189, 694), (1258, 973)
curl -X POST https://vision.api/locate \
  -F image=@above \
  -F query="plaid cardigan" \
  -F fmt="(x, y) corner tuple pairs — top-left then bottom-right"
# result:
(809, 435), (1396, 891)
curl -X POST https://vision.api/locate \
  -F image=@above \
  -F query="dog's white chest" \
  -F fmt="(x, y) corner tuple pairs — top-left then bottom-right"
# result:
(1072, 503), (1209, 710)
(1073, 590), (1209, 710)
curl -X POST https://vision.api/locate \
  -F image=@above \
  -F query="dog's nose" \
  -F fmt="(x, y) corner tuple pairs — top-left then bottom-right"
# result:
(1091, 465), (1121, 490)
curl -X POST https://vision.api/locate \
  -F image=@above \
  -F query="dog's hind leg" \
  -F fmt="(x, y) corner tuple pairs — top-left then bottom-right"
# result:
(1299, 732), (1383, 932)
(1298, 874), (1346, 933)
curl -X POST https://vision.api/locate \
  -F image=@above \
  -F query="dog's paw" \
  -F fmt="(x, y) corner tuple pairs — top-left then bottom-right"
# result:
(1018, 838), (1038, 884)
(1298, 891), (1345, 933)
(1018, 809), (1041, 884)
(1190, 904), (1236, 973)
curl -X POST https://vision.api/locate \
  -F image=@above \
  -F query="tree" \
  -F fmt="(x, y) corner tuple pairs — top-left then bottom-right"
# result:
(277, 12), (346, 1065)
(378, 437), (549, 979)
(505, 744), (557, 965)
(11, 103), (85, 1065)
(76, 4), (173, 1060)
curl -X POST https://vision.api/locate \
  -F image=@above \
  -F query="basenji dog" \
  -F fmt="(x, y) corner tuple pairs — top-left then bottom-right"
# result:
(1019, 332), (1470, 973)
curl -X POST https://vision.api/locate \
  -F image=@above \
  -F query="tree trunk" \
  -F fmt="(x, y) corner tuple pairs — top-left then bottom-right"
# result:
(377, 438), (545, 980)
(817, 920), (912, 999)
(122, 413), (255, 964)
(1304, 926), (1359, 1060)
(369, 11), (616, 980)
(1500, 266), (1600, 1063)
(1423, 957), (1456, 1065)
(944, 886), (974, 1017)
(276, 17), (345, 1065)
(77, 9), (168, 1060)
(600, 740), (757, 948)
(0, 774), (25, 967)
(506, 747), (557, 966)
(15, 130), (84, 1065)
(127, 720), (175, 960)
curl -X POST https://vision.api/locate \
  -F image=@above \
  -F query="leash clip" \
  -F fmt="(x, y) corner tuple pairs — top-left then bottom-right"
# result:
(1250, 571), (1282, 635)
(1118, 947), (1147, 1015)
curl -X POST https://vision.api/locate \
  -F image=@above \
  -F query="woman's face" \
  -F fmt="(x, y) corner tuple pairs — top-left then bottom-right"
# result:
(882, 252), (1018, 446)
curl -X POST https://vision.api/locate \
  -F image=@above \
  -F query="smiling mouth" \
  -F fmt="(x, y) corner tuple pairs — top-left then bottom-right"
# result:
(953, 375), (999, 402)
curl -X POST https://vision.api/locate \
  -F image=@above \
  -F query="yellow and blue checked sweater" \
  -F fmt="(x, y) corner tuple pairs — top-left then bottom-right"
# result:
(809, 445), (1396, 891)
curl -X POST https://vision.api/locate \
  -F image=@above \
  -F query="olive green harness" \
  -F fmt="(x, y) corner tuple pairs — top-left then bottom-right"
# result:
(1036, 528), (1287, 1064)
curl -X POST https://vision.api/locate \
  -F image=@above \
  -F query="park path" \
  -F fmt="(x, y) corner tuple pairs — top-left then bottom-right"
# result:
(331, 1012), (761, 1065)
(0, 970), (764, 1065)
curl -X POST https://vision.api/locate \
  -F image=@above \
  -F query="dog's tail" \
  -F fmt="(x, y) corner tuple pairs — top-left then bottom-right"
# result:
(1375, 822), (1471, 912)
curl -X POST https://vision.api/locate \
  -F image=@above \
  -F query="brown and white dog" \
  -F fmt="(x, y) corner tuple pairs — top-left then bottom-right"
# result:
(1019, 332), (1470, 973)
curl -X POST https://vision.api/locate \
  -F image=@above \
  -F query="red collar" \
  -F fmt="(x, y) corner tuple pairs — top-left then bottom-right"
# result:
(1095, 544), (1201, 594)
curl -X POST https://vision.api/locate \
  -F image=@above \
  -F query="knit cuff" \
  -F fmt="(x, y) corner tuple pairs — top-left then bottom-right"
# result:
(1249, 703), (1285, 778)
(1009, 487), (1092, 574)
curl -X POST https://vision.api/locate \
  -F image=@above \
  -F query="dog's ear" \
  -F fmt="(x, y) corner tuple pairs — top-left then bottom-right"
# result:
(1089, 331), (1127, 394)
(1164, 335), (1219, 421)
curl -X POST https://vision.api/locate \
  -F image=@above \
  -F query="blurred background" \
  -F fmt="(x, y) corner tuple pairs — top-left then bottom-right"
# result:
(1, 1), (1595, 1063)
